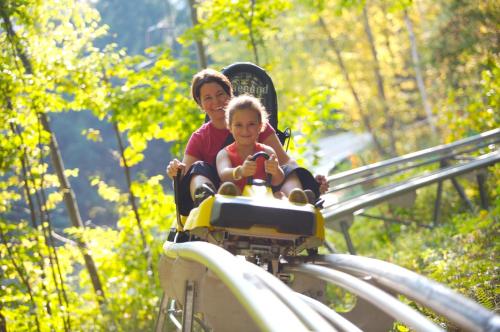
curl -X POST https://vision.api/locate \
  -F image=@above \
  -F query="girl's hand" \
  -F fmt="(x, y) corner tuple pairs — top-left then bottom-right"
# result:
(266, 154), (285, 186)
(166, 159), (185, 179)
(264, 154), (281, 177)
(241, 156), (257, 177)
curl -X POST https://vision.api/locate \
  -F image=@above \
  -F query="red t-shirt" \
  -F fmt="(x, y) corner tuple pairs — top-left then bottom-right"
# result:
(225, 142), (267, 191)
(185, 122), (275, 166)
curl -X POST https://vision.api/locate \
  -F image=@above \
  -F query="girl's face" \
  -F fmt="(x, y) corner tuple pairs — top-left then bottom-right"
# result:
(199, 82), (230, 123)
(229, 108), (262, 146)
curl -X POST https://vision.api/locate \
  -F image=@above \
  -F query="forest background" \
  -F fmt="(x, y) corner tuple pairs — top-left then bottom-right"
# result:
(0, 0), (498, 331)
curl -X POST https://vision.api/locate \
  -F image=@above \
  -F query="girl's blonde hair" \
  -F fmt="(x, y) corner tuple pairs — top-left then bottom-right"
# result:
(225, 94), (269, 132)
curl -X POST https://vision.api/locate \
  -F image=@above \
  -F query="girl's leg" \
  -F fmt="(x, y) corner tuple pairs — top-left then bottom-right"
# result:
(273, 191), (287, 199)
(279, 169), (317, 204)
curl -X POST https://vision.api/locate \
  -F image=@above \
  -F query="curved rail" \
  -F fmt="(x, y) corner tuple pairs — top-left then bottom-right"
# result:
(308, 254), (500, 332)
(322, 150), (500, 223)
(294, 292), (362, 332)
(237, 259), (337, 331)
(285, 264), (443, 332)
(159, 243), (499, 331)
(162, 241), (334, 331)
(327, 128), (500, 186)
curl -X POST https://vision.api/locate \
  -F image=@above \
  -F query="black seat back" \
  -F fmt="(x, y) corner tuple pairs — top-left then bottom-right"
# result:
(206, 62), (290, 146)
(222, 62), (278, 129)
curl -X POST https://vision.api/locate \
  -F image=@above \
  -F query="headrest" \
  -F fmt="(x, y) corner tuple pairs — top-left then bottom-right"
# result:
(222, 62), (278, 130)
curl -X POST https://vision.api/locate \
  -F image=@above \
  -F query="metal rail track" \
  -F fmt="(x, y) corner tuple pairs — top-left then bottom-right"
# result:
(157, 242), (500, 331)
(327, 128), (500, 189)
(157, 241), (334, 331)
(321, 150), (500, 253)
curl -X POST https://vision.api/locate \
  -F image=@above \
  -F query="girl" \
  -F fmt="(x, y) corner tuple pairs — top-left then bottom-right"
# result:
(216, 95), (308, 203)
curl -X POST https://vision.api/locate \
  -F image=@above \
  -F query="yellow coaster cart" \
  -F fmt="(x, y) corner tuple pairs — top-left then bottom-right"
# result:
(173, 151), (325, 275)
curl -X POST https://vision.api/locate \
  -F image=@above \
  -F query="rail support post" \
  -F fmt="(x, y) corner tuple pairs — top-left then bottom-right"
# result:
(450, 177), (475, 212)
(432, 159), (448, 227)
(433, 180), (443, 227)
(182, 280), (196, 332)
(155, 292), (169, 332)
(476, 171), (489, 210)
(340, 221), (356, 255)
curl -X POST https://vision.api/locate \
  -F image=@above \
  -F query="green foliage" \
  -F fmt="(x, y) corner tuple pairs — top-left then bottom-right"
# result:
(63, 176), (175, 331)
(180, 0), (291, 63)
(439, 58), (500, 141)
(0, 0), (185, 330)
(101, 46), (200, 159)
(192, 0), (497, 160)
(2, 165), (176, 331)
(281, 86), (344, 167)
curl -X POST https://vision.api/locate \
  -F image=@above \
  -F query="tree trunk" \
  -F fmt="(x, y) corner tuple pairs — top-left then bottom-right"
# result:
(0, 309), (6, 332)
(187, 0), (207, 69)
(0, 9), (105, 303)
(40, 115), (106, 302)
(112, 122), (152, 275)
(362, 5), (397, 155)
(404, 9), (436, 134)
(318, 17), (389, 158)
(247, 0), (259, 65)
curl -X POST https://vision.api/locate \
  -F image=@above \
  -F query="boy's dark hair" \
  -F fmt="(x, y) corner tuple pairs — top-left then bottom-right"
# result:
(191, 68), (233, 105)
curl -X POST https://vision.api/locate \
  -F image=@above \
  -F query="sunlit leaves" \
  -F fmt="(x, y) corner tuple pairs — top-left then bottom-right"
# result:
(181, 0), (291, 62)
(90, 176), (122, 203)
(2, 0), (181, 329)
(279, 86), (343, 166)
(45, 191), (63, 209)
(102, 47), (197, 162)
(82, 128), (103, 142)
(439, 60), (500, 142)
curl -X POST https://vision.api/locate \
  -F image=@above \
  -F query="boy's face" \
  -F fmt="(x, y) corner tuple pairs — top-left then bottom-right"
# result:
(199, 82), (230, 123)
(229, 108), (262, 146)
